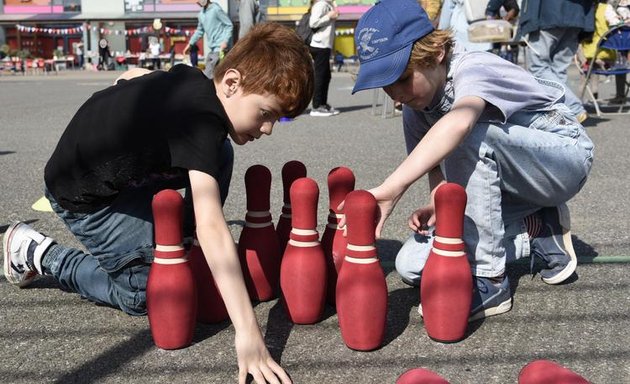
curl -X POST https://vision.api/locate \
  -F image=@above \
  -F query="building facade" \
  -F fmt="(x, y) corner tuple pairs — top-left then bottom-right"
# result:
(0, 0), (372, 65)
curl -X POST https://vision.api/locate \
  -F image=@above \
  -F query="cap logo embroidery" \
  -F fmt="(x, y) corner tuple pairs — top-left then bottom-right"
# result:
(358, 28), (385, 60)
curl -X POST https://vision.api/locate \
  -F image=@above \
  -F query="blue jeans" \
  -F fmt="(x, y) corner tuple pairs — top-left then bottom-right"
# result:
(525, 28), (586, 117)
(42, 140), (234, 315)
(396, 104), (593, 284)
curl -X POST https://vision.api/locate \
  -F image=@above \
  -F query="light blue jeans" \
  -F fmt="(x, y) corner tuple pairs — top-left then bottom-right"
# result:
(525, 28), (586, 117)
(396, 104), (593, 284)
(42, 140), (234, 315)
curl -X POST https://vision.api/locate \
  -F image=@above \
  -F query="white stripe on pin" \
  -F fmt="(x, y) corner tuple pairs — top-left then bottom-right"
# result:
(344, 256), (378, 264)
(153, 257), (188, 265)
(291, 228), (318, 236)
(288, 239), (319, 247)
(434, 235), (463, 245)
(155, 244), (184, 252)
(346, 243), (376, 252)
(432, 248), (466, 257)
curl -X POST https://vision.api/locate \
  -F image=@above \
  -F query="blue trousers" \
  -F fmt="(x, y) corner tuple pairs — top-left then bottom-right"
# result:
(396, 103), (593, 283)
(525, 28), (586, 117)
(42, 140), (234, 315)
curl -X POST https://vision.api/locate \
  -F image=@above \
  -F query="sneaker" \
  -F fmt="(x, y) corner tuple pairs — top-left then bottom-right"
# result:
(3, 222), (55, 287)
(310, 106), (334, 117)
(529, 205), (577, 285)
(417, 275), (512, 322)
(469, 276), (512, 322)
(323, 104), (340, 115)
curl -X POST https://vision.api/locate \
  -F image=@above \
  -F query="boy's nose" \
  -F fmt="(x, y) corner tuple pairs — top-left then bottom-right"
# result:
(261, 122), (273, 136)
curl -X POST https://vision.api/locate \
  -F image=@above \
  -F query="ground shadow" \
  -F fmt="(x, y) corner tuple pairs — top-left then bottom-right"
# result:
(0, 218), (38, 234)
(0, 151), (16, 156)
(51, 329), (154, 384)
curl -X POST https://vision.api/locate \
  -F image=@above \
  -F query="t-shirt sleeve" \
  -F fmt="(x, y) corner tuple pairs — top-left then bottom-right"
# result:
(452, 52), (563, 123)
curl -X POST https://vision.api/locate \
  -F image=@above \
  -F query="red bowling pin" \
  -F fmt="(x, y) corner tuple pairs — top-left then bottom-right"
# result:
(276, 160), (307, 254)
(420, 183), (472, 343)
(518, 360), (590, 384)
(188, 237), (229, 323)
(336, 190), (387, 351)
(280, 177), (327, 324)
(237, 164), (281, 301)
(320, 166), (355, 306)
(147, 189), (197, 350)
(396, 368), (451, 384)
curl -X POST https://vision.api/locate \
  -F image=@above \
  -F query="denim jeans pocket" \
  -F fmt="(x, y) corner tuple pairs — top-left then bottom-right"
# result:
(110, 260), (150, 316)
(530, 108), (581, 142)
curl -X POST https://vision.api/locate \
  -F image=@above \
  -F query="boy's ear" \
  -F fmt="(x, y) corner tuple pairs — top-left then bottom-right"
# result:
(220, 68), (242, 97)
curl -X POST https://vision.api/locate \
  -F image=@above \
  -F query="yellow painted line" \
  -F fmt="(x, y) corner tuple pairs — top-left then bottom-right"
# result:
(31, 196), (53, 212)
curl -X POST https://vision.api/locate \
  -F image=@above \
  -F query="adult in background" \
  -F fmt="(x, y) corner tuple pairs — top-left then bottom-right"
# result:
(98, 38), (112, 71)
(438, 0), (492, 53)
(238, 0), (263, 39)
(183, 0), (233, 78)
(517, 0), (595, 123)
(309, 0), (340, 117)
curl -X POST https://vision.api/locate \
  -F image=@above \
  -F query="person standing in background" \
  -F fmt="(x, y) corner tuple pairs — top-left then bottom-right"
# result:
(438, 0), (492, 53)
(309, 0), (340, 117)
(183, 0), (233, 79)
(238, 0), (263, 39)
(517, 0), (595, 123)
(75, 42), (84, 69)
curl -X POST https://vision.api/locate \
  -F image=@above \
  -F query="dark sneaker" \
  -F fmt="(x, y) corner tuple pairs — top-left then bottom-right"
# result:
(3, 222), (55, 287)
(417, 275), (512, 321)
(310, 106), (334, 117)
(469, 275), (512, 322)
(529, 204), (577, 285)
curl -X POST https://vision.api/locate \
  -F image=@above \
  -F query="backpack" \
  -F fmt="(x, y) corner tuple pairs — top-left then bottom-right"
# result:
(296, 11), (315, 45)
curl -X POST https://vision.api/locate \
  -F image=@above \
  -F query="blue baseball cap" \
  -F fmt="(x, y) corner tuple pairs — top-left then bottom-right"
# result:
(352, 0), (434, 94)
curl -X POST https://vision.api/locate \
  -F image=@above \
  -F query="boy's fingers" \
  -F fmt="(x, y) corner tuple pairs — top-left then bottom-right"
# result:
(260, 365), (280, 384)
(251, 369), (265, 384)
(238, 368), (247, 384)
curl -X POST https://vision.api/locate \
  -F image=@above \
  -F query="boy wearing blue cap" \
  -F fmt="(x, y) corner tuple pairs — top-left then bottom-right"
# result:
(352, 0), (594, 320)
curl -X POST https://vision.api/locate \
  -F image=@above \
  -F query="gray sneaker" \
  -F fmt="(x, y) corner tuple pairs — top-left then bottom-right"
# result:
(529, 204), (577, 285)
(3, 222), (55, 287)
(418, 275), (512, 322)
(469, 276), (512, 322)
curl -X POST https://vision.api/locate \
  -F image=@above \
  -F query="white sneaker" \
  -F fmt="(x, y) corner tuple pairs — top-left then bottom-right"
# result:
(310, 106), (334, 117)
(323, 104), (340, 115)
(3, 222), (55, 287)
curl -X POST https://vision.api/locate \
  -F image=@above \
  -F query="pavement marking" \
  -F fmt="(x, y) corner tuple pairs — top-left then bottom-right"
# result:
(31, 196), (53, 212)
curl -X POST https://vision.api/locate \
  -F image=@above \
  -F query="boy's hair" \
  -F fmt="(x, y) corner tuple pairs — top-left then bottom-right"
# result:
(214, 23), (314, 118)
(408, 29), (454, 70)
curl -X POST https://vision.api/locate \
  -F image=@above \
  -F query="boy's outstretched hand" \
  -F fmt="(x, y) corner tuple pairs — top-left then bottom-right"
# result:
(236, 329), (291, 384)
(408, 204), (435, 236)
(367, 184), (405, 238)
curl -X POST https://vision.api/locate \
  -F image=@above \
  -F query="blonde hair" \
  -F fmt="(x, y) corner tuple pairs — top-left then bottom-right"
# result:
(407, 29), (454, 70)
(214, 23), (314, 118)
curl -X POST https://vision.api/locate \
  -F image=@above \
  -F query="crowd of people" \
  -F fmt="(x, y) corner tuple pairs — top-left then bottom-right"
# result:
(4, 1), (618, 383)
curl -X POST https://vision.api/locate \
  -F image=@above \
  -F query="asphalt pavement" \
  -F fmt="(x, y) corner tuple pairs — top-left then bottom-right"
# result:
(1, 66), (629, 384)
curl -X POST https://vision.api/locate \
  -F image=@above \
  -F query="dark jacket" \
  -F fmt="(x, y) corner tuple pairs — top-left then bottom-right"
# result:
(516, 0), (595, 39)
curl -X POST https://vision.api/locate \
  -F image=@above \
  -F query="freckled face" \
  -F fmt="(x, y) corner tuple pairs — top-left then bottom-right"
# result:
(383, 65), (445, 110)
(222, 90), (283, 146)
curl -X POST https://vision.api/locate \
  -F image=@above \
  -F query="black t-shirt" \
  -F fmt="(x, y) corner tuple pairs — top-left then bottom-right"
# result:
(45, 65), (230, 213)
